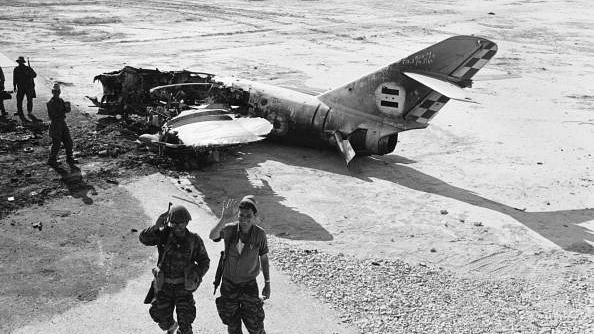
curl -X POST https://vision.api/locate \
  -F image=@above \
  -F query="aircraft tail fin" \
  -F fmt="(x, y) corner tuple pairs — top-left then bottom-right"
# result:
(317, 35), (497, 125)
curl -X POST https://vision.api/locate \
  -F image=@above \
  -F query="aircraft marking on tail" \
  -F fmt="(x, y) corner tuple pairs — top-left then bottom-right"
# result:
(404, 37), (497, 124)
(451, 41), (498, 79)
(374, 82), (406, 116)
(405, 92), (450, 124)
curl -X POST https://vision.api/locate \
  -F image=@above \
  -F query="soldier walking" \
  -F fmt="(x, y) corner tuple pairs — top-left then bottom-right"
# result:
(140, 204), (210, 334)
(47, 83), (78, 166)
(13, 56), (36, 122)
(210, 195), (270, 334)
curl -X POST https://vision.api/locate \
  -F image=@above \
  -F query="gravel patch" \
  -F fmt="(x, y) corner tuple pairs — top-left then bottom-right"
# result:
(269, 238), (593, 334)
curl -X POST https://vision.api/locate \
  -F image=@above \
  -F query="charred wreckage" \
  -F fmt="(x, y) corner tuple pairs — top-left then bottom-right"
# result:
(87, 36), (498, 164)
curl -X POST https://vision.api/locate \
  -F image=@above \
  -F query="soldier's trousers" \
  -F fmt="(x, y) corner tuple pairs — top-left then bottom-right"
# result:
(16, 89), (33, 114)
(149, 283), (196, 334)
(49, 123), (73, 160)
(216, 278), (265, 334)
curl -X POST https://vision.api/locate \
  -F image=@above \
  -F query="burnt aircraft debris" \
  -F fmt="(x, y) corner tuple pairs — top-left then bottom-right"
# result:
(90, 35), (498, 165)
(87, 66), (223, 117)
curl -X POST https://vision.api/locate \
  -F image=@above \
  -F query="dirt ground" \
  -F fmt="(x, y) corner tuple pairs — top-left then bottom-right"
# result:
(1, 0), (593, 333)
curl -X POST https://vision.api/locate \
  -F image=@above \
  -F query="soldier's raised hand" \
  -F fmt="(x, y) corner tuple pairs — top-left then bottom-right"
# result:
(220, 198), (237, 221)
(156, 211), (169, 229)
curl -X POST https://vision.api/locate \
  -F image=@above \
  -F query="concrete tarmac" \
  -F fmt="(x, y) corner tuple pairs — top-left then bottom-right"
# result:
(13, 174), (358, 334)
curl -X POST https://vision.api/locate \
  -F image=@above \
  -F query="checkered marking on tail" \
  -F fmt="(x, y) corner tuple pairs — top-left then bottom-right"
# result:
(451, 41), (498, 79)
(406, 92), (450, 124)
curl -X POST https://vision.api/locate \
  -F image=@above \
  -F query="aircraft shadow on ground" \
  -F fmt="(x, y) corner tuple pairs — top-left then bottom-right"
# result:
(191, 142), (593, 253)
(190, 161), (333, 241)
(349, 156), (594, 254)
(52, 164), (95, 205)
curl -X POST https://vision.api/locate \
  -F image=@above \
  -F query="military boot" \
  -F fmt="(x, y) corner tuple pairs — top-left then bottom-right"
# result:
(165, 321), (178, 334)
(177, 323), (193, 334)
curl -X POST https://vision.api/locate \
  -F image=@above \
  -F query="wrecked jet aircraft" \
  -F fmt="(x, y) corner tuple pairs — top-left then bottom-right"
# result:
(135, 35), (498, 164)
(87, 66), (217, 116)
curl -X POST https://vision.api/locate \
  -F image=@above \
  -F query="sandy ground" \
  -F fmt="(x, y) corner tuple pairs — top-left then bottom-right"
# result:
(1, 0), (593, 333)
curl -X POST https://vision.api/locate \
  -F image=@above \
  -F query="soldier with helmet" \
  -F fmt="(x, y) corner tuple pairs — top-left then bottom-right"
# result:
(140, 204), (210, 334)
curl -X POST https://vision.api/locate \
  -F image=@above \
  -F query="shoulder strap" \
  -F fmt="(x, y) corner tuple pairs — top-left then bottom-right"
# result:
(157, 231), (174, 269)
(157, 246), (170, 269)
(222, 226), (237, 259)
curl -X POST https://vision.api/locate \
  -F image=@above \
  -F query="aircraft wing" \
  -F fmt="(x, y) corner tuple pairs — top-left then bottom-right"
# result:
(160, 110), (273, 148)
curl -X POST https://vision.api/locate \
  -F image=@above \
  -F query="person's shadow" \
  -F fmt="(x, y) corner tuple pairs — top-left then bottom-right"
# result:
(51, 164), (95, 205)
(190, 141), (594, 254)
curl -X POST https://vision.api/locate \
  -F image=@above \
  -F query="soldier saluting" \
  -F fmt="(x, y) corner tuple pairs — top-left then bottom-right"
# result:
(140, 204), (210, 334)
(13, 56), (36, 122)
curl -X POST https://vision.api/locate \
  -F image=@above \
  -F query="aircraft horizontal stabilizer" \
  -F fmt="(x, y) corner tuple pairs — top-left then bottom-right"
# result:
(173, 116), (272, 147)
(139, 109), (273, 151)
(403, 72), (476, 103)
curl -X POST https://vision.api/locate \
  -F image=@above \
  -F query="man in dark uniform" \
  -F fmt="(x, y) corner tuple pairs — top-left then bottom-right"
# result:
(13, 56), (36, 122)
(46, 83), (77, 166)
(140, 204), (210, 334)
(210, 195), (270, 334)
(0, 65), (7, 118)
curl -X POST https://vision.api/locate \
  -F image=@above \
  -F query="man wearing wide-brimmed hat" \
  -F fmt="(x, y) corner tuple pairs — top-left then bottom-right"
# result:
(13, 56), (37, 122)
(46, 83), (77, 166)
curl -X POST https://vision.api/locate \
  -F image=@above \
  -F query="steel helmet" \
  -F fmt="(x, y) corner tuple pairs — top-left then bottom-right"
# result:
(169, 205), (191, 223)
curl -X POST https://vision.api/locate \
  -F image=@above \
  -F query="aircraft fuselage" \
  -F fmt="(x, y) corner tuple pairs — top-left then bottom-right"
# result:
(231, 78), (402, 154)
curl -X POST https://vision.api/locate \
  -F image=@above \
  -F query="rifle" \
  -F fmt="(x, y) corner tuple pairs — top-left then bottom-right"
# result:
(27, 57), (36, 98)
(157, 202), (173, 230)
(213, 250), (225, 295)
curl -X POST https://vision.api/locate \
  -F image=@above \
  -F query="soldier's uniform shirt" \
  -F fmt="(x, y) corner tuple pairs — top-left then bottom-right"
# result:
(139, 225), (210, 280)
(47, 96), (70, 128)
(216, 223), (268, 283)
(47, 97), (68, 119)
(13, 65), (36, 91)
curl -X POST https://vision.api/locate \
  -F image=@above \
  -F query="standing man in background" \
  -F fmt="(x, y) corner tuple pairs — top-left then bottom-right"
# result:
(210, 195), (270, 334)
(13, 56), (36, 122)
(0, 65), (6, 118)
